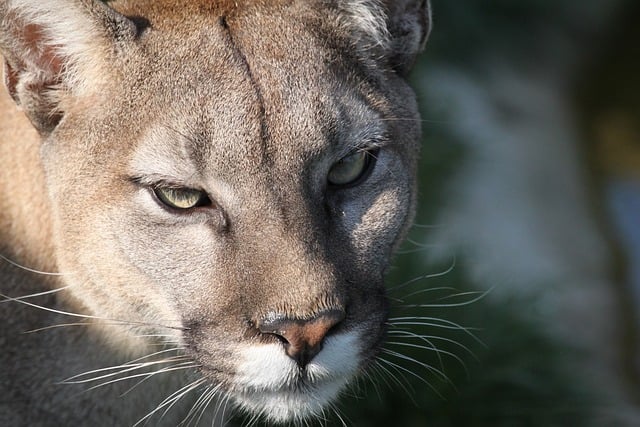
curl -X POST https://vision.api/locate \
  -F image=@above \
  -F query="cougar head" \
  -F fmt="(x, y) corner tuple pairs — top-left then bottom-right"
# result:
(1, 0), (430, 422)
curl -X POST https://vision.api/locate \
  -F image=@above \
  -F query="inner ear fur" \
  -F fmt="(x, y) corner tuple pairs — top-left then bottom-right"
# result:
(0, 0), (137, 134)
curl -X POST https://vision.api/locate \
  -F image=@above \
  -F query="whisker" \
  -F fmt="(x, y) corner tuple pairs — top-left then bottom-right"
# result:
(388, 316), (486, 347)
(0, 285), (72, 304)
(379, 117), (453, 125)
(178, 386), (217, 426)
(23, 321), (92, 333)
(134, 377), (207, 427)
(386, 341), (468, 375)
(405, 237), (438, 248)
(94, 364), (199, 396)
(67, 361), (196, 390)
(392, 286), (462, 302)
(0, 291), (188, 331)
(135, 333), (177, 339)
(388, 330), (478, 360)
(388, 321), (483, 346)
(360, 365), (384, 402)
(0, 253), (72, 276)
(63, 348), (187, 383)
(0, 291), (112, 320)
(399, 289), (491, 308)
(373, 359), (419, 404)
(120, 360), (197, 397)
(125, 347), (187, 365)
(192, 385), (222, 427)
(383, 348), (454, 388)
(328, 401), (348, 427)
(390, 332), (446, 372)
(377, 357), (444, 399)
(396, 246), (441, 255)
(410, 222), (444, 229)
(388, 258), (457, 292)
(367, 362), (396, 395)
(212, 389), (232, 427)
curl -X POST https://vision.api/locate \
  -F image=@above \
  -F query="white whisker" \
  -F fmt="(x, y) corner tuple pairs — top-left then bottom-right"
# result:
(0, 285), (72, 304)
(125, 347), (186, 365)
(399, 288), (490, 308)
(212, 388), (232, 427)
(192, 385), (221, 427)
(134, 377), (207, 427)
(120, 361), (198, 397)
(180, 383), (220, 427)
(79, 362), (197, 392)
(410, 222), (444, 229)
(360, 366), (383, 401)
(379, 117), (452, 125)
(328, 401), (348, 427)
(63, 356), (190, 384)
(373, 359), (418, 403)
(0, 253), (72, 276)
(405, 237), (439, 248)
(23, 321), (92, 333)
(388, 330), (478, 360)
(383, 348), (454, 389)
(386, 341), (468, 376)
(397, 286), (467, 300)
(0, 291), (188, 331)
(388, 258), (457, 292)
(179, 388), (208, 426)
(388, 316), (485, 346)
(396, 246), (441, 255)
(377, 357), (443, 399)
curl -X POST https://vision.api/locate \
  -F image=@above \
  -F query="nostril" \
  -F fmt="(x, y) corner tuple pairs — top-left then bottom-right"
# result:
(257, 309), (345, 368)
(267, 332), (289, 346)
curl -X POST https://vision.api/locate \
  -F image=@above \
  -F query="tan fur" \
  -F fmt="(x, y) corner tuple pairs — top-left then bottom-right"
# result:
(0, 0), (430, 425)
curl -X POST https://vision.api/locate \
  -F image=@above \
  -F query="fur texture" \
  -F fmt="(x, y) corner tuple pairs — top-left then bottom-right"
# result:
(0, 0), (430, 425)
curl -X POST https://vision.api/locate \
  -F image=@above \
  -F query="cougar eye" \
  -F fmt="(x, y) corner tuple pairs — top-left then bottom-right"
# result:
(153, 186), (211, 210)
(328, 149), (377, 187)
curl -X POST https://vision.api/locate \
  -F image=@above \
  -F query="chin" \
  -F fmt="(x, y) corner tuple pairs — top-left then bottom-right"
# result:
(228, 332), (363, 423)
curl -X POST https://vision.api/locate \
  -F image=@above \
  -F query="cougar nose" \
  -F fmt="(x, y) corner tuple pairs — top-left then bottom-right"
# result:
(258, 309), (345, 368)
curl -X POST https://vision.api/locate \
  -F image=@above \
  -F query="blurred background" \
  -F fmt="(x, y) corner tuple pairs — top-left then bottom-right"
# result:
(237, 1), (640, 425)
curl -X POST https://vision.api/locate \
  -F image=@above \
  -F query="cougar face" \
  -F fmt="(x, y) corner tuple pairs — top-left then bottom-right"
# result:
(0, 0), (430, 423)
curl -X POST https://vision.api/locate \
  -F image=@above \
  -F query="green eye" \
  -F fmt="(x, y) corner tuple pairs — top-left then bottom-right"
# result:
(153, 187), (211, 210)
(328, 150), (376, 187)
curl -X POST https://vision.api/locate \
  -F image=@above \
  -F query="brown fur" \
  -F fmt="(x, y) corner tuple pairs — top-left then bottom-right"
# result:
(0, 0), (430, 424)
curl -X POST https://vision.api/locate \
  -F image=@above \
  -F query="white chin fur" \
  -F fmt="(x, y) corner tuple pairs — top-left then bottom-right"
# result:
(232, 331), (362, 423)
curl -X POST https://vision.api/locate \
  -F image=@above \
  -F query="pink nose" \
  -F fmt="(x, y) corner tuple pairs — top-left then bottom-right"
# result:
(258, 309), (345, 368)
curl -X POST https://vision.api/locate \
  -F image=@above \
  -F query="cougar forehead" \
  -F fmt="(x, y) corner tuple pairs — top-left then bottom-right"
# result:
(114, 0), (408, 168)
(51, 0), (421, 278)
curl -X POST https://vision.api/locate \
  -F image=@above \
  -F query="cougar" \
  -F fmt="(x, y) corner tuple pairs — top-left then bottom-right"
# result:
(0, 0), (430, 425)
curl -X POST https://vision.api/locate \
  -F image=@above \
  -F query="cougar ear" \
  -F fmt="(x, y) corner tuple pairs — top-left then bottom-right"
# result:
(0, 0), (137, 134)
(339, 0), (431, 75)
(384, 0), (431, 75)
